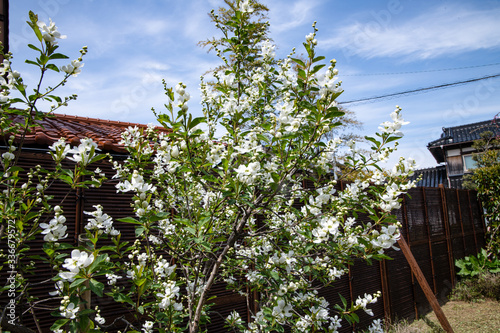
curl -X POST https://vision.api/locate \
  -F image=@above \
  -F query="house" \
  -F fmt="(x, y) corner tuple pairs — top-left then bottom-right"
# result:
(412, 118), (499, 188)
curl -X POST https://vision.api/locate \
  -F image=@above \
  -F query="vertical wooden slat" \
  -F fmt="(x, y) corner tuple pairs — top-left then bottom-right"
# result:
(467, 191), (479, 253)
(456, 189), (467, 254)
(74, 180), (84, 244)
(440, 185), (455, 288)
(401, 195), (419, 319)
(379, 259), (392, 323)
(347, 264), (355, 331)
(422, 188), (438, 294)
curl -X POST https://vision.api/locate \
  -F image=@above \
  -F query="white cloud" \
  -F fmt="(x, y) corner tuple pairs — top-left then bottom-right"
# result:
(322, 4), (500, 60)
(269, 0), (323, 33)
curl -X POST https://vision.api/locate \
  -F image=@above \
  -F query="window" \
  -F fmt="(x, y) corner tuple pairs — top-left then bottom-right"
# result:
(463, 154), (477, 172)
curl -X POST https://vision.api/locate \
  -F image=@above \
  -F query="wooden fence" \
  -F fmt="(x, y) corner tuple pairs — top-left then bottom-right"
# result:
(326, 185), (486, 332)
(0, 151), (486, 332)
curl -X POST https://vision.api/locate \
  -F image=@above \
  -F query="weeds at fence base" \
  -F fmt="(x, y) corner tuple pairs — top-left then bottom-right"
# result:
(450, 272), (500, 302)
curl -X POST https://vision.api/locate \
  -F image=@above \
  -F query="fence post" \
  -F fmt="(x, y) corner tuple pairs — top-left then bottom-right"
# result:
(439, 184), (456, 288)
(397, 236), (455, 333)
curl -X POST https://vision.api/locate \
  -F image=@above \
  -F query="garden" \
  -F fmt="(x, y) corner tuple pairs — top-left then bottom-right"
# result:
(1, 1), (499, 332)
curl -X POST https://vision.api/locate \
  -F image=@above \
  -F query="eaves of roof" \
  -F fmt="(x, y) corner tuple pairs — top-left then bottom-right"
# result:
(4, 112), (170, 153)
(427, 118), (499, 163)
(428, 118), (499, 148)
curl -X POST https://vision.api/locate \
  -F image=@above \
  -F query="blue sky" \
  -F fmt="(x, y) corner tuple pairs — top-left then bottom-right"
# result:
(8, 0), (500, 168)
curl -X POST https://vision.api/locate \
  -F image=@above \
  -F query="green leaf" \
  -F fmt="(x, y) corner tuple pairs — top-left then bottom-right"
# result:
(117, 217), (142, 224)
(90, 154), (107, 164)
(135, 225), (146, 237)
(269, 270), (279, 281)
(46, 64), (60, 72)
(303, 42), (313, 58)
(70, 278), (87, 289)
(27, 43), (42, 52)
(58, 174), (74, 185)
(15, 219), (24, 233)
(51, 319), (70, 331)
(297, 68), (307, 81)
(47, 94), (62, 103)
(150, 211), (170, 222)
(339, 293), (347, 308)
(385, 136), (400, 144)
(188, 116), (205, 131)
(28, 11), (43, 42)
(111, 292), (134, 305)
(312, 55), (326, 63)
(365, 136), (381, 148)
(87, 254), (107, 274)
(256, 134), (270, 144)
(291, 58), (306, 68)
(25, 59), (40, 67)
(8, 166), (24, 173)
(49, 53), (69, 60)
(311, 64), (326, 75)
(89, 278), (104, 297)
(39, 54), (49, 66)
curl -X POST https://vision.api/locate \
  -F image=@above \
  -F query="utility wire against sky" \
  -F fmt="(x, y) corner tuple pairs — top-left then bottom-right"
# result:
(342, 62), (500, 76)
(339, 73), (500, 106)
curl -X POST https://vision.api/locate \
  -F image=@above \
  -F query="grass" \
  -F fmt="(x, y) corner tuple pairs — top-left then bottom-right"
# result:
(402, 299), (500, 332)
(449, 272), (500, 302)
(386, 273), (500, 333)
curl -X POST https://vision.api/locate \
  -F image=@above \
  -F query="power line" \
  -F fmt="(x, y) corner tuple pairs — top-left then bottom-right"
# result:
(339, 73), (500, 106)
(342, 62), (500, 76)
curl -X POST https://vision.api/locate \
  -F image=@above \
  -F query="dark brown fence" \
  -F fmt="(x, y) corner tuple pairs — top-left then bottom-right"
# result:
(309, 184), (486, 332)
(0, 150), (486, 332)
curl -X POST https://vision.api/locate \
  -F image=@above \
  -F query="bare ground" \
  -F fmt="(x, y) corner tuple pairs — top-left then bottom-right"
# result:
(404, 299), (500, 332)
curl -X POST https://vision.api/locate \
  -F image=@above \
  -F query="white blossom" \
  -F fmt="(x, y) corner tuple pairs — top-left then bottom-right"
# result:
(61, 59), (84, 77)
(260, 40), (275, 59)
(84, 204), (119, 235)
(40, 207), (68, 242)
(142, 321), (154, 333)
(37, 18), (66, 45)
(378, 106), (409, 137)
(61, 302), (79, 319)
(59, 249), (94, 281)
(234, 162), (260, 185)
(67, 138), (98, 166)
(239, 0), (254, 13)
(2, 151), (14, 161)
(105, 273), (122, 286)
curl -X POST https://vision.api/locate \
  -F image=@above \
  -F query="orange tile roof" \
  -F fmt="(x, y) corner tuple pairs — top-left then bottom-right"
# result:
(7, 112), (169, 153)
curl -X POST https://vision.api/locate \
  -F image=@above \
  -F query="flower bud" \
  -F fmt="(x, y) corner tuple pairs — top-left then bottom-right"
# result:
(171, 146), (179, 158)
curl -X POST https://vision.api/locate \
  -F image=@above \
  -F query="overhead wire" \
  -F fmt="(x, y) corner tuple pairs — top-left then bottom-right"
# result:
(341, 62), (500, 76)
(339, 73), (500, 106)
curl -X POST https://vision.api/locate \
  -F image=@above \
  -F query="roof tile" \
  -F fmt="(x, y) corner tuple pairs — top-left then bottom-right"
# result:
(428, 118), (500, 148)
(6, 112), (169, 153)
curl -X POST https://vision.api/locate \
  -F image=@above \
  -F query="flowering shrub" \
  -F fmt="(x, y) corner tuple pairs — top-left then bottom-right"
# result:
(465, 129), (500, 257)
(0, 3), (417, 333)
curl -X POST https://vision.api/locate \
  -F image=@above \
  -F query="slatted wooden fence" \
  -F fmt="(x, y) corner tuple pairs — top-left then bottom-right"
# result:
(0, 150), (486, 332)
